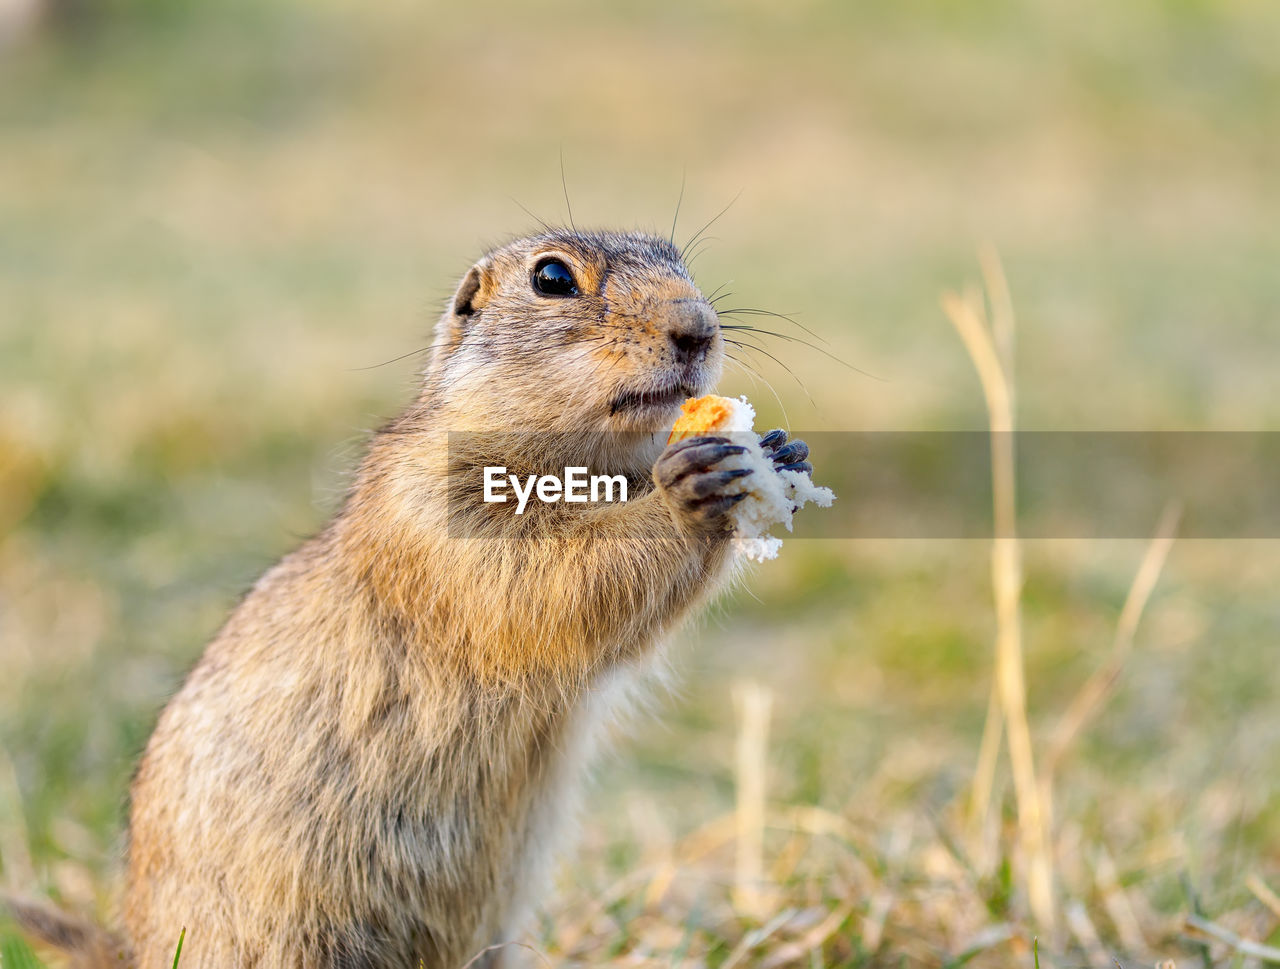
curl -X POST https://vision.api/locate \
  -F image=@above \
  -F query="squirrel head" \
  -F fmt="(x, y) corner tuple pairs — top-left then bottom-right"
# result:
(422, 229), (723, 449)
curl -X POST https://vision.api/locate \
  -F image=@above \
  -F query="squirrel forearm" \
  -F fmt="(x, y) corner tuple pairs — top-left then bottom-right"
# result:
(562, 490), (732, 649)
(437, 492), (732, 680)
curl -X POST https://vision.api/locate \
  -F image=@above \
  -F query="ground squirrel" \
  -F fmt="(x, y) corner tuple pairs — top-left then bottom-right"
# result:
(8, 229), (812, 968)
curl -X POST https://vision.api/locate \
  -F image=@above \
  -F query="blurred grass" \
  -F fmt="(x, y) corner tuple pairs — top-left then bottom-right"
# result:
(2, 0), (1279, 964)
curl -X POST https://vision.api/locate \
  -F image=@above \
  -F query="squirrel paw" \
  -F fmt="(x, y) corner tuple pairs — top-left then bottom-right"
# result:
(654, 435), (752, 534)
(759, 428), (812, 476)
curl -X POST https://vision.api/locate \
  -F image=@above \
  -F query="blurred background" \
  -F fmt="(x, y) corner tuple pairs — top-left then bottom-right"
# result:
(1, 0), (1278, 964)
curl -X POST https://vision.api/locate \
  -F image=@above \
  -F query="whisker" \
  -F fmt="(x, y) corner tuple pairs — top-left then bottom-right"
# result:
(680, 190), (741, 262)
(714, 306), (831, 347)
(705, 281), (733, 303)
(348, 347), (431, 372)
(723, 340), (796, 419)
(722, 355), (761, 394)
(724, 338), (815, 408)
(507, 197), (554, 234)
(723, 334), (772, 356)
(684, 236), (718, 269)
(559, 149), (576, 231)
(723, 355), (790, 426)
(669, 169), (686, 245)
(718, 321), (877, 378)
(721, 316), (880, 378)
(723, 340), (769, 371)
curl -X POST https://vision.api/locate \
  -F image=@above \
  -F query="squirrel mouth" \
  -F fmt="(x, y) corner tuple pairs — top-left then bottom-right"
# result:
(609, 383), (696, 416)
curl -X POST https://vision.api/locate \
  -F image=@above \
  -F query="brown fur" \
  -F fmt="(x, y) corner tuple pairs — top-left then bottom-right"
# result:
(18, 229), (759, 968)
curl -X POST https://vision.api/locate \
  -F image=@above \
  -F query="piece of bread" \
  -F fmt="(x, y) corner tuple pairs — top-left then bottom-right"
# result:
(665, 395), (835, 561)
(667, 395), (755, 444)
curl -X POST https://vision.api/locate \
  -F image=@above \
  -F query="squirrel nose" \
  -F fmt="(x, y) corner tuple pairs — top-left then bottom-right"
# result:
(668, 301), (718, 364)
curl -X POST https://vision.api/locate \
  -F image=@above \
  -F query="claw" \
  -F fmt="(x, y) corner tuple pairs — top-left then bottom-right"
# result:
(686, 489), (750, 524)
(771, 440), (809, 465)
(777, 461), (813, 475)
(689, 467), (754, 499)
(664, 434), (730, 455)
(758, 428), (787, 450)
(656, 438), (755, 497)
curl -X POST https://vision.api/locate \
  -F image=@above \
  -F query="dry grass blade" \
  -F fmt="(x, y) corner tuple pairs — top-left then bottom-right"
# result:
(968, 247), (1015, 850)
(641, 857), (678, 909)
(1095, 847), (1147, 954)
(758, 901), (855, 969)
(942, 286), (1055, 933)
(1042, 501), (1181, 785)
(672, 812), (738, 866)
(1065, 899), (1109, 966)
(968, 682), (1004, 846)
(1183, 914), (1280, 964)
(862, 890), (893, 953)
(720, 908), (797, 969)
(978, 244), (1017, 402)
(551, 867), (653, 954)
(733, 680), (774, 920)
(945, 287), (1013, 847)
(948, 923), (1017, 966)
(460, 940), (554, 969)
(778, 805), (857, 841)
(1247, 874), (1280, 920)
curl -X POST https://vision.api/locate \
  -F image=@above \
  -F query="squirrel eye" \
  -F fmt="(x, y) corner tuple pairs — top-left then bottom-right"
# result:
(532, 258), (579, 297)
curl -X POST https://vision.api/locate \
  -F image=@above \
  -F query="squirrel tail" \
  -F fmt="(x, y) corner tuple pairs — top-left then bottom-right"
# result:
(3, 894), (130, 968)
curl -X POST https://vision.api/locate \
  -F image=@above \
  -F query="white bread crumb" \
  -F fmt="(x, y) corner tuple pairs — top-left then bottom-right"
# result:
(710, 397), (836, 562)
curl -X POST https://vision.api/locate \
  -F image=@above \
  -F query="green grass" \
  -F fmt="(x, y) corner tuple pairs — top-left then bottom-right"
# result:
(0, 934), (45, 969)
(2, 0), (1280, 965)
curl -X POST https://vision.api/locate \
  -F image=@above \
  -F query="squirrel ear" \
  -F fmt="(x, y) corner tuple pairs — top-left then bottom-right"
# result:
(429, 260), (495, 373)
(452, 262), (492, 318)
